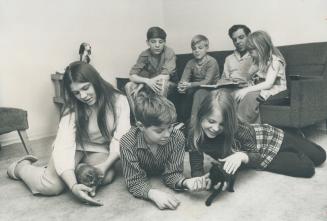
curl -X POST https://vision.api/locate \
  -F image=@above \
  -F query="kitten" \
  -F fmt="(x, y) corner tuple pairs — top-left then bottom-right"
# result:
(205, 160), (237, 206)
(75, 163), (102, 196)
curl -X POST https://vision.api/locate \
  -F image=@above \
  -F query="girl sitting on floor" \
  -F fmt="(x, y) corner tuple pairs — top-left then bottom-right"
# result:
(7, 61), (130, 206)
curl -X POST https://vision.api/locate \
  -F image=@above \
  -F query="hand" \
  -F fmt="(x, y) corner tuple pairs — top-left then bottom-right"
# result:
(234, 88), (249, 102)
(219, 152), (248, 175)
(145, 78), (162, 94)
(177, 82), (186, 93)
(177, 82), (191, 93)
(154, 74), (170, 81)
(183, 174), (210, 191)
(71, 183), (103, 206)
(148, 189), (180, 210)
(204, 173), (212, 190)
(130, 83), (144, 97)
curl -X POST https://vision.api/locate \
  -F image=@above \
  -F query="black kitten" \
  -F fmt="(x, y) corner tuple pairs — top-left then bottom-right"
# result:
(205, 160), (237, 206)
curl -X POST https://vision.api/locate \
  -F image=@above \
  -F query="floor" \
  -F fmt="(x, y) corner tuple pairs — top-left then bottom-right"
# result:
(1, 127), (327, 221)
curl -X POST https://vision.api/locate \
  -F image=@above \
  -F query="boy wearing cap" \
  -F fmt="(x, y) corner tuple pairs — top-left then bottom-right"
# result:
(125, 27), (177, 116)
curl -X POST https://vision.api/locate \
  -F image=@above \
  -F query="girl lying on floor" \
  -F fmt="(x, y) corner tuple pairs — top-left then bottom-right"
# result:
(188, 89), (326, 178)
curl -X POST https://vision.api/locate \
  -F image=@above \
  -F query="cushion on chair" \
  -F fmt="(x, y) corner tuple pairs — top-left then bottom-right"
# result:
(0, 107), (29, 134)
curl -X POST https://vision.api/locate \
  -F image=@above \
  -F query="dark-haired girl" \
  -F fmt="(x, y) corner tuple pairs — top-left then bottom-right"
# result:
(7, 62), (130, 205)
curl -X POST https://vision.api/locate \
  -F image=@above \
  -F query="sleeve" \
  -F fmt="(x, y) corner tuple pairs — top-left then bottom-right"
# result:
(160, 47), (176, 76)
(267, 57), (284, 78)
(52, 113), (77, 175)
(161, 130), (186, 189)
(129, 52), (148, 76)
(109, 95), (131, 155)
(190, 58), (220, 87)
(120, 135), (152, 199)
(180, 60), (193, 82)
(189, 150), (205, 177)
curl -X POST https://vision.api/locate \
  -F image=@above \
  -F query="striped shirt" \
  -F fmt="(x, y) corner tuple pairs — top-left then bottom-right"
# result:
(189, 121), (284, 177)
(120, 127), (185, 199)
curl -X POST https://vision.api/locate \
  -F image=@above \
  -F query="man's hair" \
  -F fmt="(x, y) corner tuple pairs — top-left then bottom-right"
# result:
(191, 34), (209, 49)
(134, 91), (176, 127)
(147, 26), (167, 40)
(228, 25), (251, 38)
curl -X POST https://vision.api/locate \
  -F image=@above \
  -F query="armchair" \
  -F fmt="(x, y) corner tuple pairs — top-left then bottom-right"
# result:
(0, 107), (33, 154)
(259, 42), (327, 128)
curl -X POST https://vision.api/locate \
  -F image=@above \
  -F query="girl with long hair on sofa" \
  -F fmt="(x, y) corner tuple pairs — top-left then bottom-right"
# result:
(7, 61), (131, 206)
(234, 30), (288, 124)
(189, 90), (326, 178)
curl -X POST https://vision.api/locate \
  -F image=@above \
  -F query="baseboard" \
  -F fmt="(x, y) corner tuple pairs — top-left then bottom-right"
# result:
(0, 130), (57, 146)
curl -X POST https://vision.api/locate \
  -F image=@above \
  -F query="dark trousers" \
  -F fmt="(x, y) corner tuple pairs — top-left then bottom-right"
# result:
(176, 88), (210, 124)
(265, 132), (326, 177)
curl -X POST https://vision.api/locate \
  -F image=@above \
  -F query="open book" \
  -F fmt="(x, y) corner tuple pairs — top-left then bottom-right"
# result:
(200, 78), (248, 89)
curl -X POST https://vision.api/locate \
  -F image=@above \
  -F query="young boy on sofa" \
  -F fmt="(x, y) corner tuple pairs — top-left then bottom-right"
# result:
(125, 26), (177, 116)
(177, 34), (220, 123)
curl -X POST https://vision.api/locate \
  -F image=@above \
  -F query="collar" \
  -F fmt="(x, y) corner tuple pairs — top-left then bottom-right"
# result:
(136, 128), (173, 150)
(136, 130), (149, 150)
(233, 50), (250, 61)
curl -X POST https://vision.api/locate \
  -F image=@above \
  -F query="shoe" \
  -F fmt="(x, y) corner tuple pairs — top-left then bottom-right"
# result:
(7, 155), (38, 180)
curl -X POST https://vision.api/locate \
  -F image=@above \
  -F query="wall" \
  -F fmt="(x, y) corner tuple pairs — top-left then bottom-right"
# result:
(162, 0), (327, 53)
(0, 0), (164, 145)
(1, 0), (326, 145)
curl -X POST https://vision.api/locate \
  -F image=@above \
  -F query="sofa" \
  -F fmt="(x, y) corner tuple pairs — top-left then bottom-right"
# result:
(115, 41), (327, 129)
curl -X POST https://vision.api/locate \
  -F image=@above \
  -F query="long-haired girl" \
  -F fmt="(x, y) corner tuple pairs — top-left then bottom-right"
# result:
(189, 90), (325, 178)
(235, 30), (287, 123)
(7, 61), (131, 206)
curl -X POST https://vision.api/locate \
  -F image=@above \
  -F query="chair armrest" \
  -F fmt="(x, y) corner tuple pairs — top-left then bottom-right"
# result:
(51, 72), (65, 104)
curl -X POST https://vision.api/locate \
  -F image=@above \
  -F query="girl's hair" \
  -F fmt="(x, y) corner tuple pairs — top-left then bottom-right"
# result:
(246, 30), (285, 72)
(191, 34), (209, 49)
(190, 89), (238, 157)
(62, 61), (121, 148)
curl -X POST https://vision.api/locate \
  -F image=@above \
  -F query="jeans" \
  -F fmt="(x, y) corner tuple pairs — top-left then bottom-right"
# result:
(265, 132), (326, 177)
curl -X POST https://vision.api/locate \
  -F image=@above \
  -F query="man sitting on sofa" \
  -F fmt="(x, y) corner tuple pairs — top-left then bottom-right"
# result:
(222, 24), (253, 81)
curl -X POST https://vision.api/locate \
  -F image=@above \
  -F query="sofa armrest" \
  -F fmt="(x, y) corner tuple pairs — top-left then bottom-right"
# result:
(289, 77), (327, 110)
(288, 74), (321, 80)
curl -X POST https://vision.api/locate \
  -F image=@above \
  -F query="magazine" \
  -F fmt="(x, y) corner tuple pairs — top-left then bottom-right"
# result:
(200, 78), (249, 89)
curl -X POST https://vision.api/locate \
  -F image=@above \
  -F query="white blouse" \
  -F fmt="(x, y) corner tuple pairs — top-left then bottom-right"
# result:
(52, 95), (131, 175)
